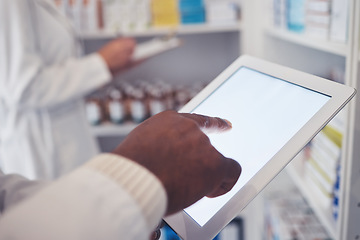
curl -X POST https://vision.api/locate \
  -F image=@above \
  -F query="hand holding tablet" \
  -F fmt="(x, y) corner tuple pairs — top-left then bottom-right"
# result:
(164, 55), (356, 240)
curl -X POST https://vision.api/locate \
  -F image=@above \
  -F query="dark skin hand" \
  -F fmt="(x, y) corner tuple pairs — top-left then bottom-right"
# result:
(113, 111), (242, 217)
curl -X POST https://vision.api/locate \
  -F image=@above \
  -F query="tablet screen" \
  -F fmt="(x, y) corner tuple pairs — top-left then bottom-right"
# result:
(184, 67), (331, 227)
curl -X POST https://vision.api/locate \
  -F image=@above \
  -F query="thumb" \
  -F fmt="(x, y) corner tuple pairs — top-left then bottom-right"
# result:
(207, 157), (242, 198)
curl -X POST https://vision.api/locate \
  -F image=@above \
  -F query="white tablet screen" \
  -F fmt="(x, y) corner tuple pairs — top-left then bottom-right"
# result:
(184, 67), (330, 227)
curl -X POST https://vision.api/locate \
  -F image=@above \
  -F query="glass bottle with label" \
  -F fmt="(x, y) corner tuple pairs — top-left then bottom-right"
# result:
(148, 86), (166, 116)
(106, 87), (126, 124)
(157, 81), (175, 111)
(129, 87), (148, 123)
(85, 93), (104, 125)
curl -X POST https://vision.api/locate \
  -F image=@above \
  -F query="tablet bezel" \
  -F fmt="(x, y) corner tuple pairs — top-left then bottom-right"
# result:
(163, 55), (356, 240)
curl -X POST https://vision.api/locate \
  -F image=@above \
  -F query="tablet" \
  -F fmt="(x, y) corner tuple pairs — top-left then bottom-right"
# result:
(164, 55), (356, 240)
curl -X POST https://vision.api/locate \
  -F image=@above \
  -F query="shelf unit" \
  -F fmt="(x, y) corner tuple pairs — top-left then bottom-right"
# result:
(84, 23), (242, 90)
(80, 22), (242, 39)
(241, 0), (360, 239)
(286, 158), (337, 237)
(264, 27), (348, 57)
(341, 1), (360, 239)
(259, 25), (352, 239)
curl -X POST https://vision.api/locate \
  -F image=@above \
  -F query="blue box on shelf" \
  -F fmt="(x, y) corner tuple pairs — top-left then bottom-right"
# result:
(179, 0), (204, 8)
(180, 10), (205, 24)
(179, 0), (205, 24)
(286, 0), (305, 33)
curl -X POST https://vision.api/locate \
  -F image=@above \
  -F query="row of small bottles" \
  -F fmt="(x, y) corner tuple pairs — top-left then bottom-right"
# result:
(85, 80), (206, 125)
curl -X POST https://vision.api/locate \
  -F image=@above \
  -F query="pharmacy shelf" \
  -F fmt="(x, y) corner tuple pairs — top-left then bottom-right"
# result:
(90, 122), (138, 137)
(285, 159), (337, 239)
(265, 27), (348, 57)
(80, 22), (242, 39)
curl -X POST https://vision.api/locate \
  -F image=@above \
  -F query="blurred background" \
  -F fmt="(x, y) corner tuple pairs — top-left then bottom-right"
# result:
(4, 0), (359, 239)
(54, 1), (360, 239)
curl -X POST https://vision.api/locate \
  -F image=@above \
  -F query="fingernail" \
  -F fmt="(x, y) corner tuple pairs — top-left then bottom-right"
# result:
(224, 119), (232, 128)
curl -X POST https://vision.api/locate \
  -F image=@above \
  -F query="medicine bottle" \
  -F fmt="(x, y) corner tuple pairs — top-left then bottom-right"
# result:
(128, 88), (148, 123)
(85, 93), (104, 125)
(148, 86), (166, 116)
(106, 87), (126, 124)
(156, 81), (175, 111)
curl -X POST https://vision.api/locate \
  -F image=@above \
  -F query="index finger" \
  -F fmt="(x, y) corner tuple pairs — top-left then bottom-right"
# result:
(179, 113), (232, 133)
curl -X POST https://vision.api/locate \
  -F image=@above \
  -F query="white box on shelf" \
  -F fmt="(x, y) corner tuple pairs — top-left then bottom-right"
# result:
(306, 0), (331, 13)
(102, 0), (151, 32)
(305, 0), (331, 40)
(330, 0), (349, 43)
(67, 0), (83, 31)
(310, 131), (340, 175)
(205, 0), (239, 24)
(306, 24), (329, 40)
(273, 0), (287, 29)
(82, 0), (100, 32)
(102, 0), (122, 32)
(306, 14), (331, 26)
(304, 161), (333, 208)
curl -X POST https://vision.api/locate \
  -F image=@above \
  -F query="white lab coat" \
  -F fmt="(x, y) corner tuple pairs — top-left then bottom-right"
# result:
(0, 0), (111, 179)
(0, 154), (167, 240)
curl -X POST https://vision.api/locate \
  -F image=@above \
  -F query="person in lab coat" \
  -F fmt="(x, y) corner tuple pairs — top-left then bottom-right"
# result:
(0, 0), (137, 180)
(0, 111), (242, 240)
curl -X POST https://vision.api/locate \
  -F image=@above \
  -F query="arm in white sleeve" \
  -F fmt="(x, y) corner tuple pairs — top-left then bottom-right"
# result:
(0, 154), (167, 240)
(0, 172), (48, 213)
(0, 0), (111, 110)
